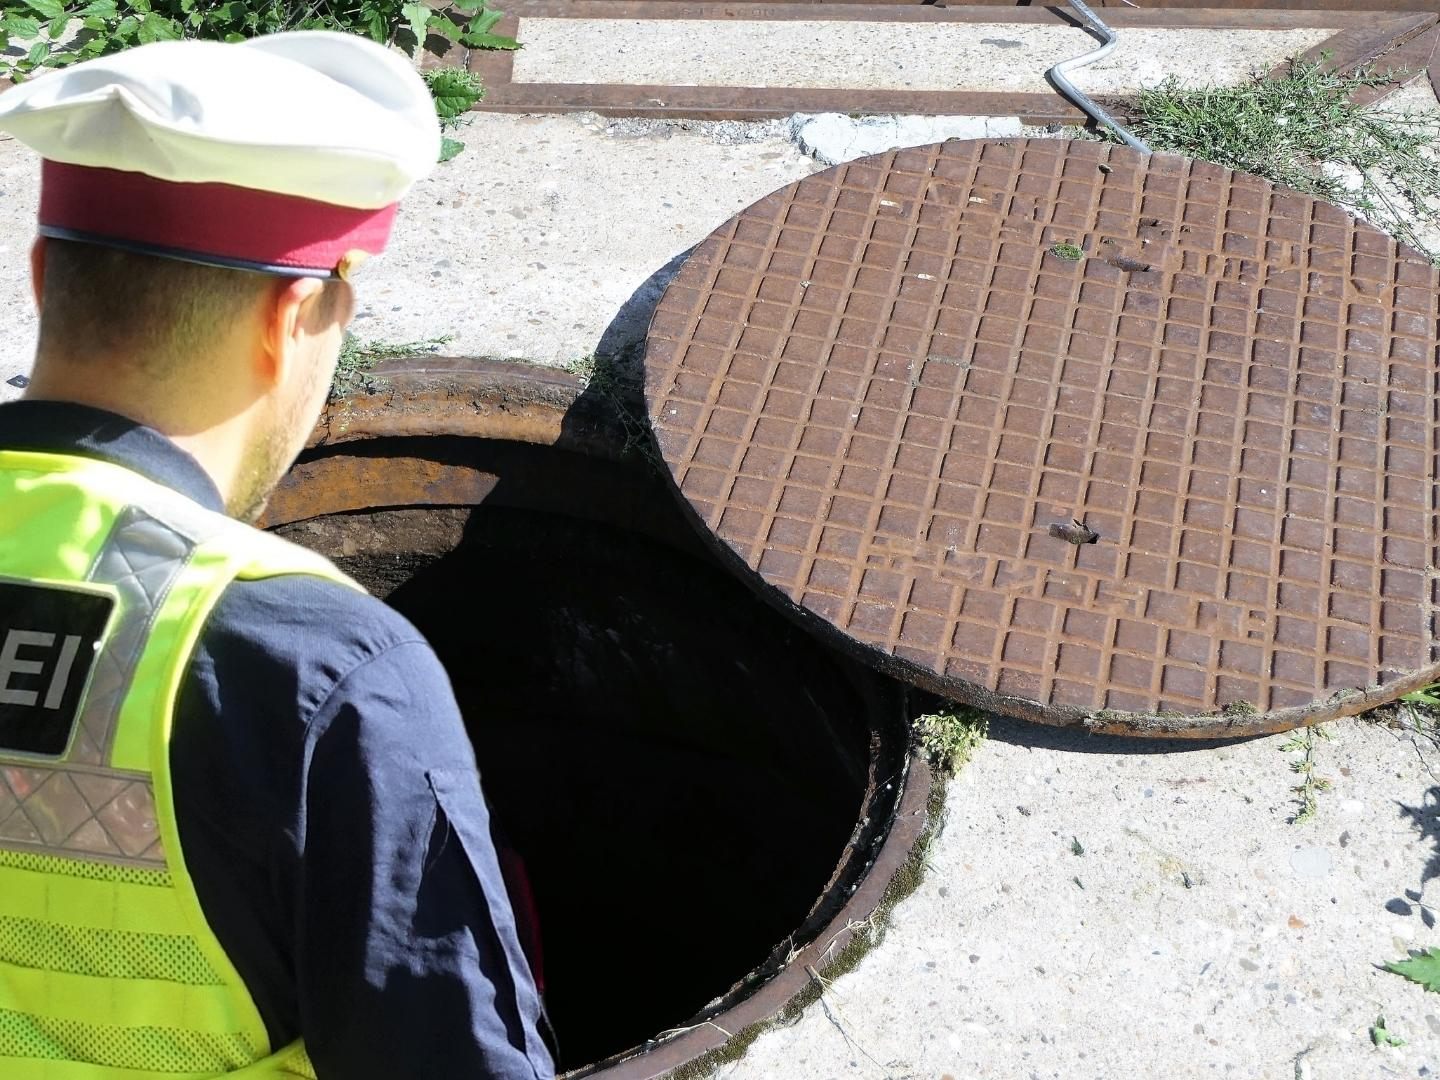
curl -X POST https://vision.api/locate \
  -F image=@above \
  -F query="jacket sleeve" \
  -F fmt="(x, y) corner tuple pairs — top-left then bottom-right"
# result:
(295, 640), (554, 1080)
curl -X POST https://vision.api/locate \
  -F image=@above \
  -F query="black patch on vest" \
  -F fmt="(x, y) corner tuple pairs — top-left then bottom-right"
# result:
(0, 582), (113, 756)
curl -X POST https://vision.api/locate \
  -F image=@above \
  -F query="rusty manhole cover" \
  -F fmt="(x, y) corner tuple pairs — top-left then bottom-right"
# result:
(642, 138), (1440, 737)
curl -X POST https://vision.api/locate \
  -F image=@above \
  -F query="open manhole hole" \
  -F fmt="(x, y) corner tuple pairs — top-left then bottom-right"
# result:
(260, 359), (929, 1076)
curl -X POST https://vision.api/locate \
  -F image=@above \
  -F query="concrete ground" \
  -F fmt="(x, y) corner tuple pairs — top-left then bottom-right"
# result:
(727, 716), (1440, 1080)
(512, 21), (1333, 95)
(2, 23), (1440, 1079)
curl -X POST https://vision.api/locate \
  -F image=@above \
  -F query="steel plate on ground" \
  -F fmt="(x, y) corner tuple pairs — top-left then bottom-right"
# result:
(641, 139), (1440, 737)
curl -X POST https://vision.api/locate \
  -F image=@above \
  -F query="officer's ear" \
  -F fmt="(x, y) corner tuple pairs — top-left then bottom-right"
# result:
(256, 275), (330, 392)
(29, 237), (46, 312)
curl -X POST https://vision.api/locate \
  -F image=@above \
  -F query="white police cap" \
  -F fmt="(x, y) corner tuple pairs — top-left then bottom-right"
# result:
(0, 31), (443, 277)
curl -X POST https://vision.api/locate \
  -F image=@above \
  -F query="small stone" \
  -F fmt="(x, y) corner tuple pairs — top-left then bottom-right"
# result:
(1289, 846), (1332, 879)
(791, 113), (1023, 166)
(1239, 958), (1260, 972)
(5, 374), (28, 389)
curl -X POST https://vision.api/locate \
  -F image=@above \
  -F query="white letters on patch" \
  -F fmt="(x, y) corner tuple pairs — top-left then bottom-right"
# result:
(0, 629), (84, 709)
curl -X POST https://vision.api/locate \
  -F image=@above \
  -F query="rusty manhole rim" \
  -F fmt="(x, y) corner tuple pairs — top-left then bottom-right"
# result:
(265, 358), (935, 1079)
(642, 137), (1440, 740)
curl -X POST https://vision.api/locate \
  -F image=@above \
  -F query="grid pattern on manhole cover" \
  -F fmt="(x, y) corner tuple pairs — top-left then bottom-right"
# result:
(642, 138), (1440, 733)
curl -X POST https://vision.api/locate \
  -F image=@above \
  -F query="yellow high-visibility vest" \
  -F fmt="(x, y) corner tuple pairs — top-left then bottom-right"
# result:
(0, 448), (358, 1078)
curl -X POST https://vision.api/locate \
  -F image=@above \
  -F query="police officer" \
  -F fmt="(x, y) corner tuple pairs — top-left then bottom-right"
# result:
(0, 32), (554, 1079)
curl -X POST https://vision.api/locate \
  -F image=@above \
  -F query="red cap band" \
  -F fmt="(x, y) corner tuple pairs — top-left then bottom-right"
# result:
(39, 161), (398, 275)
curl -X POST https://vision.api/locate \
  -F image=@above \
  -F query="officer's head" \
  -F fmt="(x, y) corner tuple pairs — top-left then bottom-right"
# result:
(0, 33), (440, 522)
(28, 238), (355, 522)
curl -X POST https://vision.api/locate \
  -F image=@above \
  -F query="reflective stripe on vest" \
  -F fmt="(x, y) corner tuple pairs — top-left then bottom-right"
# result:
(0, 450), (360, 1078)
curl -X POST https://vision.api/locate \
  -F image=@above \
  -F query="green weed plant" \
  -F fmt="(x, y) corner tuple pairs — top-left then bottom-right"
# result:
(1278, 723), (1332, 824)
(1127, 56), (1440, 260)
(913, 706), (989, 776)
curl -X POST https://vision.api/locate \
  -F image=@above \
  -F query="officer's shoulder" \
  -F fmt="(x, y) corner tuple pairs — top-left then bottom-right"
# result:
(207, 572), (429, 677)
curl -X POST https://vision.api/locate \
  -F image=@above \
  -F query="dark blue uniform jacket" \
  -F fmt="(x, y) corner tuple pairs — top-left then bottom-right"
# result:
(0, 400), (555, 1080)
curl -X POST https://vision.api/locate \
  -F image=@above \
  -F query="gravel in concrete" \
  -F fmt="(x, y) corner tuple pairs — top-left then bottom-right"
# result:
(338, 112), (833, 369)
(513, 21), (1335, 96)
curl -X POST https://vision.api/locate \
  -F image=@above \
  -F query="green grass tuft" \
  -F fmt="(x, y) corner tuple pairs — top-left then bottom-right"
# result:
(331, 332), (451, 399)
(1126, 55), (1440, 260)
(913, 706), (989, 776)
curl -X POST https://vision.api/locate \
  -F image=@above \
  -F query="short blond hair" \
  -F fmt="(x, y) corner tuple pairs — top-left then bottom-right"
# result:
(38, 239), (343, 374)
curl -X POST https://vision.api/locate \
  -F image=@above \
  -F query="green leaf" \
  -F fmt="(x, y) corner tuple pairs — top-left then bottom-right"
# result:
(77, 0), (119, 16)
(459, 31), (518, 50)
(20, 0), (66, 22)
(25, 41), (49, 65)
(439, 136), (465, 162)
(0, 15), (41, 38)
(465, 9), (503, 34)
(44, 16), (66, 39)
(425, 68), (484, 120)
(136, 12), (180, 43)
(1402, 685), (1440, 707)
(1385, 947), (1440, 991)
(401, 1), (429, 42)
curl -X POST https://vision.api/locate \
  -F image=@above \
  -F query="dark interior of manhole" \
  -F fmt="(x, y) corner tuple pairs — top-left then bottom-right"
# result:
(272, 436), (909, 1071)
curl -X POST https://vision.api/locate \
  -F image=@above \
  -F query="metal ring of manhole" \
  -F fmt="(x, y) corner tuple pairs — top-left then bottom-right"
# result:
(642, 138), (1440, 739)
